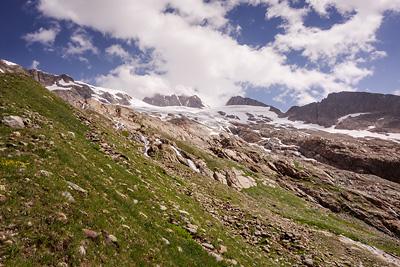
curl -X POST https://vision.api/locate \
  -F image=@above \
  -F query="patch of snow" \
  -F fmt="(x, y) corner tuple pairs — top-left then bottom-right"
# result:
(2, 60), (17, 66)
(187, 159), (200, 172)
(46, 83), (72, 91)
(0, 68), (4, 73)
(58, 79), (73, 86)
(368, 126), (376, 129)
(155, 139), (162, 144)
(300, 153), (317, 162)
(337, 113), (370, 123)
(339, 235), (400, 266)
(171, 146), (183, 157)
(171, 146), (199, 172)
(114, 120), (124, 130)
(141, 135), (150, 157)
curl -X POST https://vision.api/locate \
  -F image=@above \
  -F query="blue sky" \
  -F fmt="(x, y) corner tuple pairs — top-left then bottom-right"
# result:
(1, 0), (400, 111)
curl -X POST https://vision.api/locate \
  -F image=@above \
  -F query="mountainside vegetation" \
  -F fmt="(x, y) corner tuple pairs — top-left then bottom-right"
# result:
(1, 73), (399, 266)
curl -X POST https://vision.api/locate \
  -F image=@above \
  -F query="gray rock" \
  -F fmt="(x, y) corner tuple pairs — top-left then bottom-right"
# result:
(208, 252), (223, 262)
(66, 181), (88, 196)
(61, 191), (75, 202)
(202, 243), (215, 250)
(1, 116), (24, 128)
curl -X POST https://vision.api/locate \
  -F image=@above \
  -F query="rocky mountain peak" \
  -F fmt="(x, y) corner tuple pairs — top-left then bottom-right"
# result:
(285, 91), (400, 131)
(143, 93), (205, 108)
(226, 96), (283, 115)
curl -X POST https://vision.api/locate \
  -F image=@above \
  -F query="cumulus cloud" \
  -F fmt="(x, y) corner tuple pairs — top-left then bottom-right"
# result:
(30, 60), (40, 69)
(37, 0), (400, 106)
(23, 26), (60, 46)
(64, 29), (99, 56)
(105, 44), (130, 61)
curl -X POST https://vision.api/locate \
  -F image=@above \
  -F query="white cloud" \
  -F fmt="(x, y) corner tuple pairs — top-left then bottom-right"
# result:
(105, 44), (130, 61)
(30, 60), (40, 69)
(332, 61), (373, 85)
(393, 90), (400, 96)
(37, 0), (400, 106)
(23, 26), (60, 46)
(64, 29), (99, 56)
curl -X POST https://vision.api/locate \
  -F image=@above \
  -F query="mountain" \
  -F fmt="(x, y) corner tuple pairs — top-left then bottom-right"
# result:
(285, 91), (400, 132)
(143, 94), (205, 108)
(0, 59), (134, 106)
(226, 96), (283, 116)
(1, 60), (400, 266)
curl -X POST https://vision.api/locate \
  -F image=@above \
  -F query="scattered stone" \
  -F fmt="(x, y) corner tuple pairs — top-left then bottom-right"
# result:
(1, 116), (24, 128)
(186, 223), (198, 234)
(0, 185), (5, 192)
(179, 210), (189, 215)
(38, 134), (46, 140)
(122, 224), (131, 229)
(79, 246), (86, 256)
(25, 221), (33, 228)
(302, 256), (314, 267)
(262, 246), (270, 253)
(133, 199), (138, 204)
(208, 252), (223, 262)
(10, 131), (21, 137)
(68, 131), (76, 138)
(35, 170), (53, 177)
(162, 237), (170, 245)
(202, 243), (215, 250)
(57, 262), (68, 267)
(219, 245), (228, 254)
(160, 205), (167, 211)
(56, 212), (68, 223)
(177, 246), (183, 252)
(66, 181), (88, 196)
(0, 195), (7, 202)
(106, 234), (118, 244)
(61, 191), (75, 202)
(49, 141), (55, 146)
(139, 212), (148, 219)
(18, 141), (28, 146)
(116, 190), (127, 199)
(82, 229), (98, 239)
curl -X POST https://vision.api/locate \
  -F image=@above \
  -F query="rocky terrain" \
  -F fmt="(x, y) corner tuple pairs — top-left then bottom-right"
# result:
(1, 60), (400, 266)
(285, 92), (400, 132)
(143, 94), (205, 108)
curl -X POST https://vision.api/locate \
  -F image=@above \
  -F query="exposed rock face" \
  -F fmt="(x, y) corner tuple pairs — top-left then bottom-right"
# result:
(143, 94), (205, 108)
(226, 96), (283, 115)
(285, 92), (400, 131)
(0, 59), (133, 106)
(298, 136), (400, 184)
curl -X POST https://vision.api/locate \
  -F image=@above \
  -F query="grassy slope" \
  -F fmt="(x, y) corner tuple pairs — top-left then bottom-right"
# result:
(0, 73), (398, 267)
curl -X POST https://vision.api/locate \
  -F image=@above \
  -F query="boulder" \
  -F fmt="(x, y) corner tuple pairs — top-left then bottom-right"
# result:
(1, 116), (24, 128)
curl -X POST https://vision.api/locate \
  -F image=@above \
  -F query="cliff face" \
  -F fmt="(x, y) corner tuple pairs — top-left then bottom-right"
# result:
(285, 92), (400, 131)
(143, 94), (205, 108)
(226, 96), (283, 115)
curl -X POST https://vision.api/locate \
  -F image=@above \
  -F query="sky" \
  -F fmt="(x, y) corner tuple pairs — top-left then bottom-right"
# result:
(1, 0), (400, 111)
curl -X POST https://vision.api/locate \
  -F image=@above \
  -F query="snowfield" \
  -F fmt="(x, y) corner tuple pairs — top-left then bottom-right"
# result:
(44, 78), (400, 142)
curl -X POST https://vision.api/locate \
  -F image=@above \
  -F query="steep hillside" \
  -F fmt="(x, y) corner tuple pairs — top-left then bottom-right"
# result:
(1, 73), (399, 266)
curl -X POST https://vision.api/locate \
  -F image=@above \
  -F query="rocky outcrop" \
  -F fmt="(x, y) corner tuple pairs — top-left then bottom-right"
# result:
(285, 92), (400, 131)
(0, 59), (133, 106)
(143, 94), (205, 108)
(298, 136), (400, 184)
(226, 96), (282, 115)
